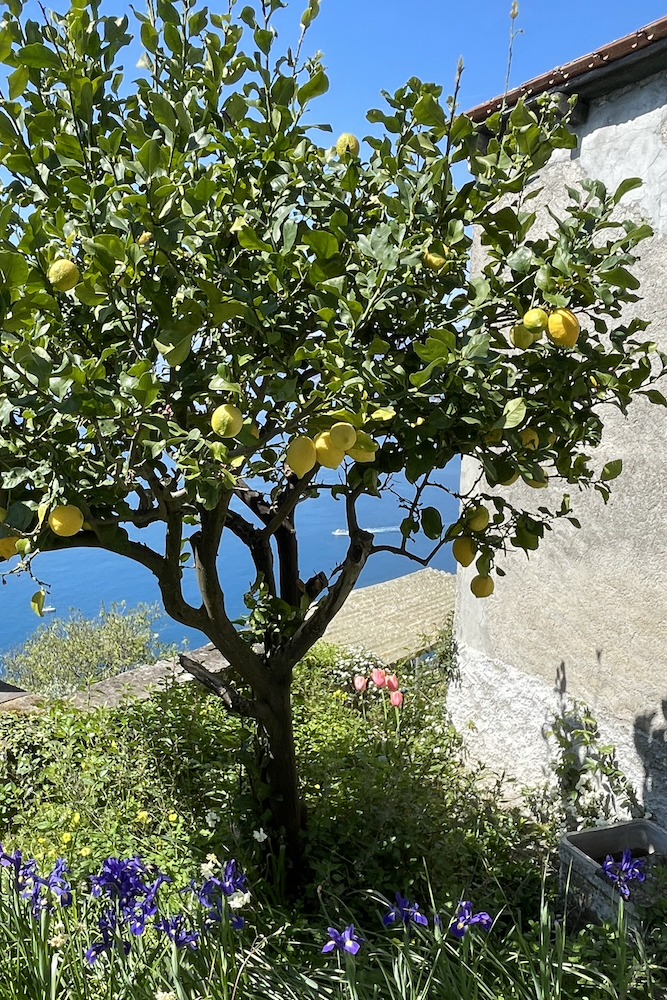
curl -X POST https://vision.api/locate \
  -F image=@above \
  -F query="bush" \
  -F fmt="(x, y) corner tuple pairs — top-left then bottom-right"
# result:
(0, 603), (180, 696)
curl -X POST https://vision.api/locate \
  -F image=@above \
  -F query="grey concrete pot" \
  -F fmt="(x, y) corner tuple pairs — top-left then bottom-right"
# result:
(559, 819), (667, 927)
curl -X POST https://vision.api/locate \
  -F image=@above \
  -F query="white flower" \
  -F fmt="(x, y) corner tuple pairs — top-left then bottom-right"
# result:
(252, 827), (268, 843)
(227, 890), (251, 910)
(200, 860), (216, 879)
(205, 810), (220, 828)
(155, 992), (178, 1000)
(48, 933), (67, 949)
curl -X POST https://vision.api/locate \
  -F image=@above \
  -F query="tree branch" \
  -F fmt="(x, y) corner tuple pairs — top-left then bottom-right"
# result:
(179, 652), (268, 721)
(225, 509), (277, 596)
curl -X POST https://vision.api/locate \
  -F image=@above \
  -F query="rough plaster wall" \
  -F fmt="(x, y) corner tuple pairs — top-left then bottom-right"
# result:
(451, 70), (667, 824)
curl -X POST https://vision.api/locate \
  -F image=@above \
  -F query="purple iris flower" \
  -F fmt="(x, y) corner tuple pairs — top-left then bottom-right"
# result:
(156, 914), (199, 949)
(0, 846), (72, 916)
(322, 924), (363, 955)
(85, 911), (131, 964)
(600, 849), (646, 899)
(190, 858), (249, 927)
(230, 913), (245, 930)
(88, 856), (170, 953)
(382, 892), (429, 928)
(449, 901), (493, 939)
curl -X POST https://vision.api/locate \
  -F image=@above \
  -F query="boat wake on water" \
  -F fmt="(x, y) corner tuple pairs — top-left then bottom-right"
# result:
(331, 526), (401, 537)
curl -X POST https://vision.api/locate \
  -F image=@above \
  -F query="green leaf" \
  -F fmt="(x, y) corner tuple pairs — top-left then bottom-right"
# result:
(303, 230), (338, 260)
(30, 589), (45, 617)
(0, 251), (28, 287)
(149, 93), (177, 132)
(17, 43), (61, 70)
(601, 459), (622, 482)
(422, 506), (442, 539)
(468, 276), (490, 306)
(506, 247), (534, 273)
(140, 21), (159, 52)
(137, 138), (164, 177)
(612, 177), (642, 204)
(237, 227), (272, 253)
(500, 398), (526, 429)
(600, 266), (640, 290)
(8, 65), (28, 100)
(254, 28), (273, 55)
(154, 334), (192, 366)
(412, 93), (446, 129)
(297, 70), (329, 106)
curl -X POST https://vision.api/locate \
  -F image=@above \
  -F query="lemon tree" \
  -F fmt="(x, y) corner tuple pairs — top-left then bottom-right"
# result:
(0, 0), (664, 855)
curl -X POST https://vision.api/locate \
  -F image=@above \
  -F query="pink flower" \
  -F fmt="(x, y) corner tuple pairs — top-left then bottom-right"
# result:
(385, 673), (399, 692)
(353, 675), (368, 692)
(390, 690), (403, 707)
(371, 668), (386, 688)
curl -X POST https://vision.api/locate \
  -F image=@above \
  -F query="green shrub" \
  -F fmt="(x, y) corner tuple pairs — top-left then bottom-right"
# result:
(0, 602), (180, 696)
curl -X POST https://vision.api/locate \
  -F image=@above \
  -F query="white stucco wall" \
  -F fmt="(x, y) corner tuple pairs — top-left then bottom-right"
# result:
(452, 69), (667, 827)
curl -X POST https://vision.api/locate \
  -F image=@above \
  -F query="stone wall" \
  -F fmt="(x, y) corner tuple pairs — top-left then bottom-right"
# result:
(452, 69), (667, 827)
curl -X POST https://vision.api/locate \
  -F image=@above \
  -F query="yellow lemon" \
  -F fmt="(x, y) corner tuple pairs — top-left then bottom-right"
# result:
(329, 422), (357, 451)
(423, 250), (450, 273)
(47, 259), (80, 291)
(137, 231), (153, 246)
(525, 475), (549, 488)
(471, 575), (494, 598)
(510, 324), (533, 350)
(520, 428), (539, 451)
(547, 308), (580, 348)
(336, 133), (360, 157)
(286, 436), (317, 478)
(0, 536), (17, 559)
(314, 432), (345, 469)
(523, 308), (548, 333)
(452, 536), (476, 567)
(48, 505), (84, 536)
(467, 506), (489, 532)
(211, 403), (243, 438)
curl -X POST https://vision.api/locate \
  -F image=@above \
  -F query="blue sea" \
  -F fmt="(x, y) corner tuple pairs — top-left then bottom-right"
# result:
(1, 463), (460, 655)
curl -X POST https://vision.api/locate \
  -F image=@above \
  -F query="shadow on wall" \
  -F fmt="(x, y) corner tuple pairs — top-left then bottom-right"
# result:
(634, 700), (667, 829)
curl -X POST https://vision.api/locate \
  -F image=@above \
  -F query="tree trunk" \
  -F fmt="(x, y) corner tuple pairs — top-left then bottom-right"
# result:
(259, 677), (303, 864)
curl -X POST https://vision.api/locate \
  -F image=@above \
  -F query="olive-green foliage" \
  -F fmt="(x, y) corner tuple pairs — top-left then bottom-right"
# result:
(0, 602), (178, 696)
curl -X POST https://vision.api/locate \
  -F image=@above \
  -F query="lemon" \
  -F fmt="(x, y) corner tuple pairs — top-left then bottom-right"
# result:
(329, 422), (357, 451)
(137, 231), (153, 246)
(48, 259), (80, 292)
(471, 575), (494, 598)
(0, 536), (17, 559)
(315, 432), (345, 469)
(498, 470), (519, 486)
(547, 308), (580, 348)
(346, 429), (378, 463)
(510, 324), (533, 350)
(423, 250), (450, 273)
(336, 133), (360, 157)
(211, 403), (243, 438)
(520, 428), (539, 451)
(286, 436), (317, 478)
(452, 536), (476, 567)
(48, 505), (84, 537)
(525, 475), (548, 488)
(467, 506), (489, 532)
(523, 308), (548, 333)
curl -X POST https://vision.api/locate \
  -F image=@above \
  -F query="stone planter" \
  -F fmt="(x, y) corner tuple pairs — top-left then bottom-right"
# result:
(559, 819), (667, 927)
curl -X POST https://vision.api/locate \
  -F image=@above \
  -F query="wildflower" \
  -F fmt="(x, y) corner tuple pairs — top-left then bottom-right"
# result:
(383, 892), (428, 928)
(385, 673), (399, 692)
(155, 913), (199, 950)
(61, 833), (72, 845)
(48, 933), (67, 949)
(230, 913), (245, 930)
(85, 910), (130, 964)
(228, 890), (251, 909)
(600, 849), (646, 899)
(72, 813), (81, 825)
(205, 810), (220, 828)
(353, 675), (368, 692)
(449, 901), (493, 938)
(89, 857), (170, 939)
(136, 810), (149, 824)
(155, 992), (178, 1000)
(191, 857), (249, 926)
(79, 847), (92, 857)
(390, 690), (403, 707)
(253, 828), (268, 843)
(371, 668), (386, 687)
(168, 812), (179, 824)
(322, 924), (363, 955)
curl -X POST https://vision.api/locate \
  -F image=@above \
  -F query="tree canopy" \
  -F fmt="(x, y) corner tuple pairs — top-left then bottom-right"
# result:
(0, 0), (663, 848)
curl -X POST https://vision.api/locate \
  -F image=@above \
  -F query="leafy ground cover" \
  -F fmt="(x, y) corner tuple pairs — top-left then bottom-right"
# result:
(0, 631), (664, 998)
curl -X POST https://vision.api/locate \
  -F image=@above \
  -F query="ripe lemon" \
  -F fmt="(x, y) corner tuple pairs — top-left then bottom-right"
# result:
(423, 250), (450, 273)
(286, 436), (317, 478)
(452, 536), (476, 567)
(336, 133), (360, 157)
(48, 259), (80, 292)
(137, 231), (153, 246)
(329, 422), (357, 451)
(471, 575), (494, 598)
(315, 432), (345, 469)
(0, 536), (17, 559)
(523, 308), (548, 333)
(48, 504), (84, 536)
(520, 428), (539, 451)
(547, 308), (580, 348)
(467, 506), (489, 532)
(510, 324), (533, 350)
(211, 403), (243, 438)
